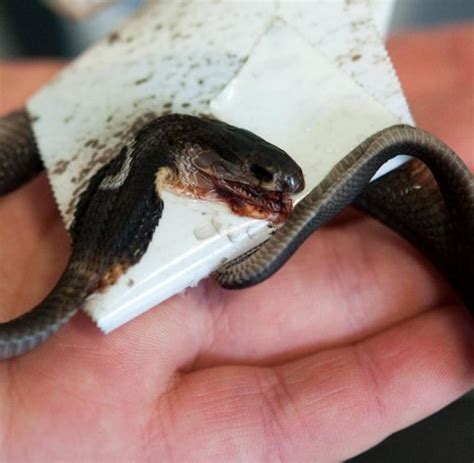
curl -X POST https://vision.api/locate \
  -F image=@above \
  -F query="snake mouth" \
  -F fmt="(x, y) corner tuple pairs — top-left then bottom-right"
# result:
(213, 177), (293, 224)
(166, 166), (295, 223)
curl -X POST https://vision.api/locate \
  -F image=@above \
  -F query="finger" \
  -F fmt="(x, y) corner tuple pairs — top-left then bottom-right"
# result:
(1, 293), (209, 402)
(150, 303), (474, 461)
(195, 215), (454, 366)
(387, 25), (474, 166)
(0, 173), (69, 320)
(387, 24), (473, 105)
(408, 87), (474, 170)
(0, 60), (65, 113)
(2, 214), (445, 383)
(0, 61), (68, 319)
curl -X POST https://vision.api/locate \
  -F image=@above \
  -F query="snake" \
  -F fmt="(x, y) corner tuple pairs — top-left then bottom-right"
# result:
(0, 109), (473, 359)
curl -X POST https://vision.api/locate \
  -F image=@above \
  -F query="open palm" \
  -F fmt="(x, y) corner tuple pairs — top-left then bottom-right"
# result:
(1, 26), (473, 461)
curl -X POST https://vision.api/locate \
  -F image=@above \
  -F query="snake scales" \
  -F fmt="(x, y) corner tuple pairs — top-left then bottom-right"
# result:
(0, 109), (473, 359)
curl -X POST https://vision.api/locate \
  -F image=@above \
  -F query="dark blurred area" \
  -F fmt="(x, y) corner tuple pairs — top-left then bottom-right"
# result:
(0, 0), (473, 461)
(0, 0), (142, 58)
(390, 0), (474, 29)
(0, 0), (65, 56)
(350, 394), (474, 462)
(0, 0), (473, 58)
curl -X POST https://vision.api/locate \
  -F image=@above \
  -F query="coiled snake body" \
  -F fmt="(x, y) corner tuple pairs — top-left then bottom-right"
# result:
(0, 110), (473, 359)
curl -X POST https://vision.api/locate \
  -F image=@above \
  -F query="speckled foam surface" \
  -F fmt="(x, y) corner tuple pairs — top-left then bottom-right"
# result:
(27, 0), (412, 332)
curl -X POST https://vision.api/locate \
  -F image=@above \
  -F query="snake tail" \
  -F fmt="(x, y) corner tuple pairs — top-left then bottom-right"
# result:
(0, 109), (43, 195)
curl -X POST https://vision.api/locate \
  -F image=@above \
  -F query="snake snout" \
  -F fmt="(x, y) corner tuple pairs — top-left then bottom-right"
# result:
(281, 172), (305, 193)
(272, 169), (304, 194)
(249, 163), (304, 194)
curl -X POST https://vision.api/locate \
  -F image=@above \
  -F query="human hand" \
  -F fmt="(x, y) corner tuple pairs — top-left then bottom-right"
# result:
(0, 25), (473, 461)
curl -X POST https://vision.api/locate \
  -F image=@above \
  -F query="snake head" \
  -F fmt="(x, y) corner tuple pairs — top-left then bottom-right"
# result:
(195, 119), (304, 191)
(178, 117), (305, 223)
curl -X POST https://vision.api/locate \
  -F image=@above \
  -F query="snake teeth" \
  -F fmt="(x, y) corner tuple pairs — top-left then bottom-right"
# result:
(213, 178), (293, 223)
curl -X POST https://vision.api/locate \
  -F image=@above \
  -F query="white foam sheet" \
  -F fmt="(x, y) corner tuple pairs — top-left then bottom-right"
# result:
(27, 1), (412, 333)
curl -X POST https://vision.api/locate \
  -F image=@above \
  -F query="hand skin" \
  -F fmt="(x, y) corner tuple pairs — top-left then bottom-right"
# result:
(0, 25), (473, 462)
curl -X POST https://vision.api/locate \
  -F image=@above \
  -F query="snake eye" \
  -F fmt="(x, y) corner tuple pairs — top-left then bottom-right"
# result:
(250, 164), (273, 183)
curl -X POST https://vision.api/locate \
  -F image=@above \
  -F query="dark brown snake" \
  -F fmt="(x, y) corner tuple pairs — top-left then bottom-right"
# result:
(0, 109), (473, 360)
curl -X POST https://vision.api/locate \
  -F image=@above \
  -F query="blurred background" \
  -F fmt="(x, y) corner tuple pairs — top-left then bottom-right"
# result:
(0, 0), (473, 58)
(0, 1), (472, 461)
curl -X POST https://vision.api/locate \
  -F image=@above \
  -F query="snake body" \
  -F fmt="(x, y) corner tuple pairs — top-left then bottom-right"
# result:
(214, 126), (474, 308)
(0, 111), (473, 359)
(0, 110), (42, 195)
(0, 112), (303, 359)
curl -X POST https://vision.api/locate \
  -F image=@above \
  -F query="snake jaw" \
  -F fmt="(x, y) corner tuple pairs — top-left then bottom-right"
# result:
(211, 176), (294, 223)
(167, 154), (295, 223)
(205, 161), (302, 223)
(163, 163), (293, 223)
